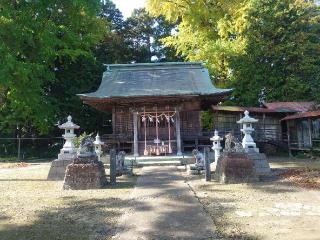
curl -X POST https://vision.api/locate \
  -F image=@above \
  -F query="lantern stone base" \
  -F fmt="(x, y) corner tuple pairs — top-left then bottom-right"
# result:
(47, 158), (74, 181)
(215, 152), (258, 183)
(246, 152), (271, 176)
(243, 147), (259, 153)
(63, 156), (108, 190)
(187, 164), (204, 175)
(58, 151), (77, 160)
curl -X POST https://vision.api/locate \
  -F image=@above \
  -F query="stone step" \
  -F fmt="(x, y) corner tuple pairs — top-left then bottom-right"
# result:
(137, 160), (182, 166)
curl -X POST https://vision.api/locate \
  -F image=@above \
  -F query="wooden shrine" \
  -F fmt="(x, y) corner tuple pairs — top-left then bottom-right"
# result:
(78, 62), (232, 156)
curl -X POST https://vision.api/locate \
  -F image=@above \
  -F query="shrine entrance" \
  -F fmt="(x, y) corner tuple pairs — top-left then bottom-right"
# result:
(79, 62), (232, 157)
(137, 107), (178, 156)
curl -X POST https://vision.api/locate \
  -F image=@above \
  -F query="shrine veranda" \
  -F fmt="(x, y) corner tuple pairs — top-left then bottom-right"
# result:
(78, 62), (232, 157)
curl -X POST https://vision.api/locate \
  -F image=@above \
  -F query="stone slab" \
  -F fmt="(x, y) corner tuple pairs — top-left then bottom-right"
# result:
(47, 159), (72, 180)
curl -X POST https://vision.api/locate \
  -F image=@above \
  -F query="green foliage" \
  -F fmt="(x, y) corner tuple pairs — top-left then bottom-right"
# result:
(123, 8), (181, 63)
(201, 111), (214, 131)
(230, 0), (320, 105)
(147, 0), (249, 85)
(147, 0), (320, 105)
(0, 0), (106, 133)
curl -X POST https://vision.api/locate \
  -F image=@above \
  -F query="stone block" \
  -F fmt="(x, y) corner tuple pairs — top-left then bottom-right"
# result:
(47, 159), (73, 180)
(215, 152), (258, 183)
(63, 158), (108, 190)
(246, 152), (271, 176)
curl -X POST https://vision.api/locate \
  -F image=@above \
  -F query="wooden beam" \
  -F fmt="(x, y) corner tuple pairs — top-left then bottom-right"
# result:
(286, 120), (292, 157)
(308, 118), (313, 148)
(175, 108), (182, 156)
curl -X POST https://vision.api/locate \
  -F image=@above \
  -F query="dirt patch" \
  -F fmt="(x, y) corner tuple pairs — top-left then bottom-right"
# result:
(0, 164), (139, 240)
(185, 171), (320, 240)
(279, 169), (320, 189)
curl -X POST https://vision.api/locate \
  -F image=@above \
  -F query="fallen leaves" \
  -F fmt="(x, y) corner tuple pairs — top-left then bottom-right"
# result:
(279, 169), (320, 189)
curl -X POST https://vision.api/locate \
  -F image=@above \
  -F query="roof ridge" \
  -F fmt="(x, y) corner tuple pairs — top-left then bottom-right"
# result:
(105, 62), (203, 69)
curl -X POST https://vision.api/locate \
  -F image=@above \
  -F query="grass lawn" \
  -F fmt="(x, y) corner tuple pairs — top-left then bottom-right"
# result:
(0, 163), (138, 240)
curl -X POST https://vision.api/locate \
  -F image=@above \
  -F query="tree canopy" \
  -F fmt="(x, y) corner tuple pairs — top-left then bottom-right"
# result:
(147, 0), (320, 105)
(1, 0), (319, 136)
(0, 0), (106, 133)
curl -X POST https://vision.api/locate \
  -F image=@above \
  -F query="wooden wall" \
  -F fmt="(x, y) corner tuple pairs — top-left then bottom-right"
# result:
(212, 111), (283, 141)
(112, 104), (202, 140)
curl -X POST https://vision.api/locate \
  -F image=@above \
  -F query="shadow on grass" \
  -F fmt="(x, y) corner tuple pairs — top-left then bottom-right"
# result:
(0, 197), (150, 240)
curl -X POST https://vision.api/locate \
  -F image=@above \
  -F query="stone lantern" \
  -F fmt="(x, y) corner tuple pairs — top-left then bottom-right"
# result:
(210, 130), (223, 163)
(237, 110), (259, 153)
(58, 115), (80, 160)
(94, 133), (104, 161)
(48, 115), (80, 180)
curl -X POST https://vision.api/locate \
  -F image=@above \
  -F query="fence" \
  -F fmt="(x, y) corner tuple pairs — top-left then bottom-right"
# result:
(0, 137), (64, 162)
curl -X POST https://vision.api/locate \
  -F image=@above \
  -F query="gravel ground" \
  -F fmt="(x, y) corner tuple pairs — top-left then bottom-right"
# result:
(0, 164), (138, 240)
(185, 170), (320, 240)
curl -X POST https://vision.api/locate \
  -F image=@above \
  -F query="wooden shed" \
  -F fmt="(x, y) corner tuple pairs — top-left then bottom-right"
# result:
(211, 102), (315, 150)
(281, 111), (320, 153)
(78, 62), (232, 156)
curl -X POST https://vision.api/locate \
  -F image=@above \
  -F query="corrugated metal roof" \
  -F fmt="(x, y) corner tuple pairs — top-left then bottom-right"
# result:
(263, 102), (314, 112)
(78, 62), (232, 100)
(211, 105), (284, 113)
(281, 111), (320, 121)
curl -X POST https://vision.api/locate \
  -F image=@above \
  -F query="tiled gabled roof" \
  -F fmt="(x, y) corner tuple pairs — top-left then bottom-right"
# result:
(78, 62), (232, 100)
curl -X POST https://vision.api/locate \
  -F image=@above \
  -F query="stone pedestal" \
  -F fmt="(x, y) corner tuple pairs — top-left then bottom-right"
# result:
(246, 151), (271, 176)
(47, 158), (73, 180)
(63, 155), (108, 190)
(187, 164), (204, 175)
(215, 152), (258, 183)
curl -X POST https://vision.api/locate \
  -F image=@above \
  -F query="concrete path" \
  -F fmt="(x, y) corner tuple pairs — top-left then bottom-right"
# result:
(113, 166), (216, 240)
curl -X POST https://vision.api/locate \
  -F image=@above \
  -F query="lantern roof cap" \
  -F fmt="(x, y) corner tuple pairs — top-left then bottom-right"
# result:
(210, 130), (223, 141)
(58, 115), (80, 129)
(94, 133), (104, 145)
(237, 110), (258, 124)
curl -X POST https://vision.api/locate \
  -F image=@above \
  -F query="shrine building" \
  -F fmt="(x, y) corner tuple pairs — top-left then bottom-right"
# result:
(78, 62), (232, 157)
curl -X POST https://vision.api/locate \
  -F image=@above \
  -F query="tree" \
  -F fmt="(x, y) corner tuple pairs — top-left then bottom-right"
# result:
(147, 0), (320, 105)
(147, 0), (248, 84)
(0, 0), (106, 134)
(123, 8), (180, 63)
(230, 0), (320, 105)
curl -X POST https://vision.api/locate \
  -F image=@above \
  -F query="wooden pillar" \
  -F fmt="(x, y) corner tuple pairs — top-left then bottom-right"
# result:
(262, 113), (266, 140)
(112, 107), (116, 134)
(133, 111), (139, 157)
(286, 120), (292, 157)
(175, 109), (182, 156)
(308, 118), (313, 148)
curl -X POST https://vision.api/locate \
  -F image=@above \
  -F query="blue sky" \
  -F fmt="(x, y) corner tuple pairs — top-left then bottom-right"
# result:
(113, 0), (146, 18)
